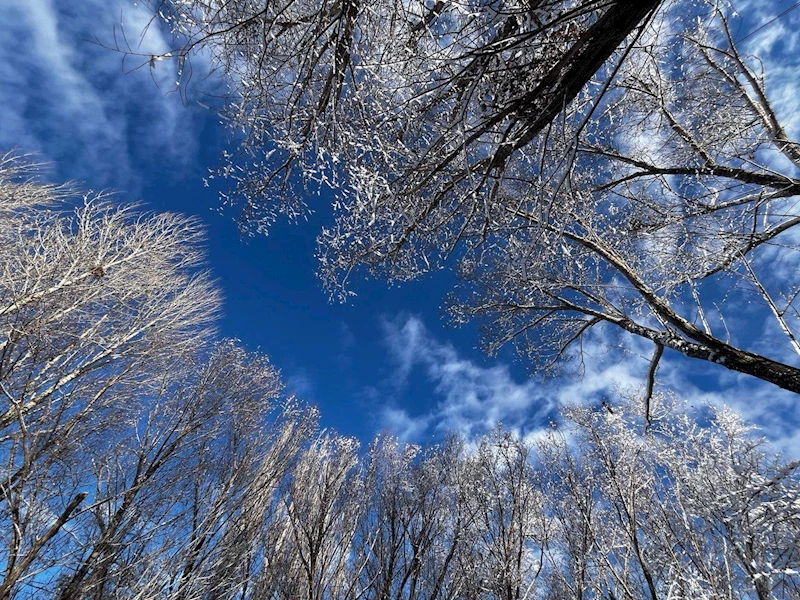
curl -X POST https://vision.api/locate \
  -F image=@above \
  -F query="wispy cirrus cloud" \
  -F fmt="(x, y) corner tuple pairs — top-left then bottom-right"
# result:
(736, 0), (800, 133)
(375, 315), (800, 457)
(376, 315), (647, 443)
(0, 0), (214, 193)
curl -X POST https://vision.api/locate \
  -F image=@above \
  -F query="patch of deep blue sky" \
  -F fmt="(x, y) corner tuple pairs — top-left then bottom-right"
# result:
(1, 0), (799, 453)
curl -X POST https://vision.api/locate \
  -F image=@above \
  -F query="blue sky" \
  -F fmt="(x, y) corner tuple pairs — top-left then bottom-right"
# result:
(2, 0), (799, 455)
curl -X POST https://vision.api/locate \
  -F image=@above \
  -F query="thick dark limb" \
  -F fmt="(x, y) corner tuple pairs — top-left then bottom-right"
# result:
(644, 342), (663, 428)
(507, 0), (663, 152)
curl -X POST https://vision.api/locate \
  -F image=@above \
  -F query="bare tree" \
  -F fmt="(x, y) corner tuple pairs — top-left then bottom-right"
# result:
(357, 436), (424, 600)
(355, 435), (473, 600)
(143, 1), (800, 398)
(431, 3), (800, 398)
(0, 156), (221, 598)
(464, 428), (547, 600)
(1, 154), (797, 599)
(0, 156), (220, 432)
(0, 157), (332, 600)
(354, 398), (799, 600)
(650, 404), (800, 600)
(266, 433), (363, 600)
(538, 395), (800, 599)
(52, 342), (315, 600)
(142, 0), (659, 229)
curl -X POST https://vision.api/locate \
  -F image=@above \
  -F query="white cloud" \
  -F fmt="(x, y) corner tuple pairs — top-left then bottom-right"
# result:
(0, 0), (215, 193)
(375, 315), (800, 458)
(734, 0), (800, 140)
(376, 316), (650, 442)
(284, 369), (316, 400)
(379, 407), (431, 442)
